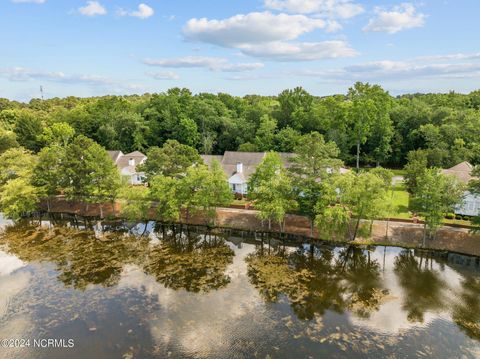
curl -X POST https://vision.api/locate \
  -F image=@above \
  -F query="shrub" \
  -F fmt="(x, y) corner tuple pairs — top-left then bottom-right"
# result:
(455, 214), (463, 220)
(445, 213), (455, 219)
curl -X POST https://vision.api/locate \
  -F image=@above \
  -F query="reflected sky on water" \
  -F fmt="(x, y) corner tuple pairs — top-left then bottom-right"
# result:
(0, 219), (479, 358)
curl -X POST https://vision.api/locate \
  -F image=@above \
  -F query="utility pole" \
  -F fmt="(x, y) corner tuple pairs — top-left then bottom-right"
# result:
(40, 85), (44, 100)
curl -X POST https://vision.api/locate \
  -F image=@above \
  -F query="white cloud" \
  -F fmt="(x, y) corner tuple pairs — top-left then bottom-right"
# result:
(294, 59), (480, 81)
(363, 3), (426, 34)
(416, 52), (480, 62)
(143, 56), (264, 72)
(183, 12), (326, 47)
(182, 11), (357, 62)
(264, 0), (364, 19)
(0, 67), (113, 85)
(118, 3), (154, 19)
(147, 71), (180, 80)
(78, 1), (107, 17)
(240, 40), (357, 61)
(11, 0), (45, 3)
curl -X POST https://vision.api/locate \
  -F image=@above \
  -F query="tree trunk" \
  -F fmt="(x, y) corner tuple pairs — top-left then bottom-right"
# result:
(99, 204), (104, 219)
(356, 141), (360, 172)
(309, 219), (314, 238)
(352, 217), (361, 241)
(422, 223), (427, 247)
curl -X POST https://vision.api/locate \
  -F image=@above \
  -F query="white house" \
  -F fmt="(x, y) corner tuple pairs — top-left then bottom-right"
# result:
(107, 150), (147, 185)
(201, 151), (349, 196)
(201, 152), (268, 195)
(442, 161), (480, 216)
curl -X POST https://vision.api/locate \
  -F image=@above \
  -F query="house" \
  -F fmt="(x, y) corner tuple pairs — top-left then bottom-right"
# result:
(201, 151), (348, 196)
(441, 161), (480, 216)
(107, 150), (147, 185)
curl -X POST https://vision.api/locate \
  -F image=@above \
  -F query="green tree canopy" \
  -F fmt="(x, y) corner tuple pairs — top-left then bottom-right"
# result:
(140, 140), (202, 180)
(411, 169), (464, 242)
(248, 152), (297, 231)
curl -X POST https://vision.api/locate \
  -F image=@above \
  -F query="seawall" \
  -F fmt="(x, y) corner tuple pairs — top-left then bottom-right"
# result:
(38, 197), (480, 257)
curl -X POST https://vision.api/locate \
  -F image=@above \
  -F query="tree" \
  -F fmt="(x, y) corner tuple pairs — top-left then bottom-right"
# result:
(0, 177), (41, 220)
(275, 87), (314, 130)
(333, 172), (390, 240)
(176, 164), (210, 222)
(13, 111), (43, 152)
(39, 122), (75, 147)
(63, 135), (121, 215)
(470, 166), (480, 230)
(274, 127), (302, 152)
(248, 152), (297, 231)
(149, 175), (181, 223)
(255, 114), (277, 151)
(315, 178), (351, 239)
(140, 140), (202, 180)
(411, 169), (464, 244)
(32, 145), (66, 211)
(0, 147), (37, 187)
(199, 160), (232, 224)
(118, 185), (151, 223)
(289, 132), (343, 236)
(347, 82), (392, 170)
(404, 149), (428, 194)
(0, 129), (19, 154)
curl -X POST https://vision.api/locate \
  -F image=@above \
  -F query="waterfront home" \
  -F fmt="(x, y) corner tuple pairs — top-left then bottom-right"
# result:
(107, 150), (147, 185)
(441, 161), (480, 216)
(201, 151), (349, 196)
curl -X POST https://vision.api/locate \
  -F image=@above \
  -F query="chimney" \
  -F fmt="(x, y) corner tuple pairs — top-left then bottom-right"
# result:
(236, 162), (243, 173)
(128, 158), (135, 166)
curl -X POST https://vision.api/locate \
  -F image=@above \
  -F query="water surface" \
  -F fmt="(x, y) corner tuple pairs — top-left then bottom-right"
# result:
(0, 219), (479, 358)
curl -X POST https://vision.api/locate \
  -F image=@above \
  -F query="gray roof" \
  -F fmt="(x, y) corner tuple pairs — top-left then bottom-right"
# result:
(108, 150), (147, 175)
(201, 151), (294, 181)
(107, 150), (123, 163)
(442, 161), (476, 184)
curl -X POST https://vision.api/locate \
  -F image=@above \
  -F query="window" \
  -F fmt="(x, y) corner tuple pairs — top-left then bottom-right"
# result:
(232, 184), (236, 191)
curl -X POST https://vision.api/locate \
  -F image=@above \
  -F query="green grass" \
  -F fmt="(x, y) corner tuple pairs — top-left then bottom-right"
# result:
(358, 167), (406, 177)
(388, 183), (411, 219)
(387, 182), (475, 227)
(390, 169), (407, 176)
(231, 198), (249, 205)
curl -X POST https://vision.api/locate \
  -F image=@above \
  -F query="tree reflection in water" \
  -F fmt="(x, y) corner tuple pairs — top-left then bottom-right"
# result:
(453, 276), (480, 339)
(0, 222), (150, 290)
(0, 221), (234, 293)
(246, 241), (388, 320)
(394, 249), (446, 322)
(144, 224), (235, 292)
(1, 219), (480, 343)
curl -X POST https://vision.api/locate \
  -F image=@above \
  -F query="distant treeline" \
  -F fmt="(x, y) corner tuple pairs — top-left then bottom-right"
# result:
(1, 83), (480, 167)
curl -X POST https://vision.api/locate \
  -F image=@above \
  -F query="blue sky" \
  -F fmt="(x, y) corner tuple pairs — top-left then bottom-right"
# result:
(1, 0), (479, 101)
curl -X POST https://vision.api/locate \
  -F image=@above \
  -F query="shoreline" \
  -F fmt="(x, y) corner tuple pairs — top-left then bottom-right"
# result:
(27, 197), (480, 257)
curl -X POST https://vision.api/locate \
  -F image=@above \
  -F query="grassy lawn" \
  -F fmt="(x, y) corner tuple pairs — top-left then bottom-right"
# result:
(390, 169), (407, 176)
(387, 182), (474, 227)
(359, 167), (406, 177)
(231, 198), (249, 205)
(388, 183), (411, 219)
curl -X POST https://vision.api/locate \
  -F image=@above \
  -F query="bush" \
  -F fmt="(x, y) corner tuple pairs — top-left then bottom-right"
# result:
(463, 215), (472, 221)
(455, 214), (463, 220)
(445, 213), (455, 219)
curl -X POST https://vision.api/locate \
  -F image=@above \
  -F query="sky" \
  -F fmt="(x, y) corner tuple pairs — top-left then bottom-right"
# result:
(1, 0), (479, 101)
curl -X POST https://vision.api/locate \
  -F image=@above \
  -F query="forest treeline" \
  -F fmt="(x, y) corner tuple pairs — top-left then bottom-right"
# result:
(2, 82), (480, 167)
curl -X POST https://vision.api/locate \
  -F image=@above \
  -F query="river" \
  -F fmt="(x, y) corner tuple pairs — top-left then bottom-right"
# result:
(0, 218), (479, 358)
